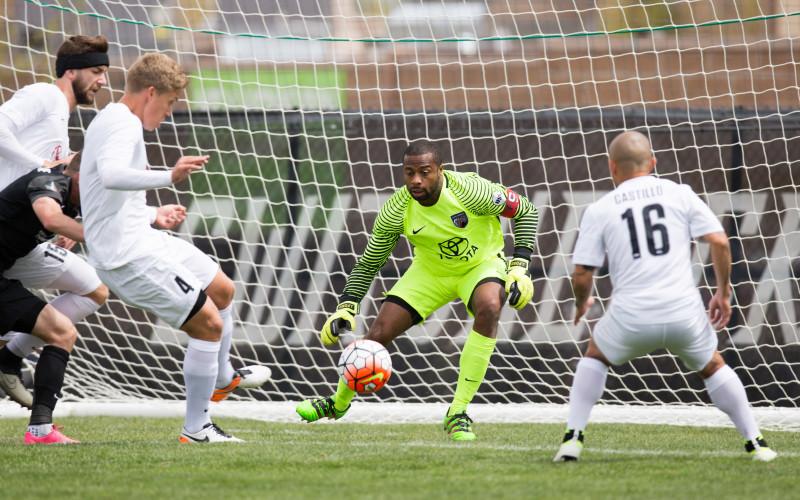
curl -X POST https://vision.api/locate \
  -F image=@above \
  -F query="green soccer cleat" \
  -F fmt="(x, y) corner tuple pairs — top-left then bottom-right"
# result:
(295, 396), (349, 423)
(443, 411), (476, 441)
(745, 435), (778, 462)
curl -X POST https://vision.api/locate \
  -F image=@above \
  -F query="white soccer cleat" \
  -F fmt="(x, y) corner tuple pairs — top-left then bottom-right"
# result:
(211, 365), (271, 402)
(0, 372), (33, 409)
(553, 429), (584, 462)
(179, 422), (244, 444)
(752, 448), (778, 462)
(746, 436), (777, 462)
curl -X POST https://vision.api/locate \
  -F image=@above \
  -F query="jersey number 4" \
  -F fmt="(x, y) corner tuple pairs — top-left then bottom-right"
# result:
(174, 275), (195, 294)
(621, 203), (670, 258)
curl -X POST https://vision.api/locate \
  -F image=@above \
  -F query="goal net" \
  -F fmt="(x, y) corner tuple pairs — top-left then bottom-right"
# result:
(1, 0), (798, 428)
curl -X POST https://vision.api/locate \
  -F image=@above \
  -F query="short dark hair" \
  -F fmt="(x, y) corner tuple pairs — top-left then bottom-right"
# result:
(57, 35), (108, 58)
(403, 139), (442, 166)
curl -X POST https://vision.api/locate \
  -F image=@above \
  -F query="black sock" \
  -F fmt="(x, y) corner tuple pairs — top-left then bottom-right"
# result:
(29, 346), (70, 426)
(0, 345), (23, 375)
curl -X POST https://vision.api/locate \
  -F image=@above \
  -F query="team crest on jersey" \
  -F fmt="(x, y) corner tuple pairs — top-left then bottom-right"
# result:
(450, 211), (468, 228)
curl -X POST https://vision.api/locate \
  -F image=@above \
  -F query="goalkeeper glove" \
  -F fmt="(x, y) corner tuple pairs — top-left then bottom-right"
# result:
(320, 301), (359, 346)
(505, 257), (534, 310)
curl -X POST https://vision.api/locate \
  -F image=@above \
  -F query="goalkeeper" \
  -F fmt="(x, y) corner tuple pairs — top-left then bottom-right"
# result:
(296, 139), (539, 441)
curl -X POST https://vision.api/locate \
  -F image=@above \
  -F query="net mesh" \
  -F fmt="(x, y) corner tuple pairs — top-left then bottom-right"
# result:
(1, 1), (798, 424)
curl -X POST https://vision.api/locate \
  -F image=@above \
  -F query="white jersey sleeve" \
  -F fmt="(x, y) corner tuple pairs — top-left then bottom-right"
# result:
(0, 115), (45, 170)
(573, 204), (606, 268)
(92, 117), (172, 190)
(0, 83), (50, 131)
(681, 185), (724, 238)
(0, 83), (70, 184)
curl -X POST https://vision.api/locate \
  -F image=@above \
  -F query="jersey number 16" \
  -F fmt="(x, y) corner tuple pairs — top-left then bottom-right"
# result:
(621, 203), (670, 259)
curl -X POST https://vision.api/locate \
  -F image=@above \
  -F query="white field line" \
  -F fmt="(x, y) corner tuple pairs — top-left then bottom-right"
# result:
(2, 401), (797, 431)
(208, 434), (800, 459)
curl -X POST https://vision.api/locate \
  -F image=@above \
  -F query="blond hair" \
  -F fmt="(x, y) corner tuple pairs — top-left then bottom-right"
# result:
(126, 53), (187, 94)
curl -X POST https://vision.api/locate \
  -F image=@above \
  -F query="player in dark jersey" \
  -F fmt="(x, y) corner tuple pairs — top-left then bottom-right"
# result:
(0, 154), (85, 444)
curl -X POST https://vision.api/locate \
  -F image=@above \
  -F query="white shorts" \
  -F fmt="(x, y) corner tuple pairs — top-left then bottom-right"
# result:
(97, 236), (218, 329)
(592, 309), (717, 371)
(3, 242), (102, 296)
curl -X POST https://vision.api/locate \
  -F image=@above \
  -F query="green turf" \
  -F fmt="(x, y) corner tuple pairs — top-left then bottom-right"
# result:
(0, 417), (795, 499)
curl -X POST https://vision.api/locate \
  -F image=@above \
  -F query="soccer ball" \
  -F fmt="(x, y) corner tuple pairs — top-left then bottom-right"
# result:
(337, 339), (392, 393)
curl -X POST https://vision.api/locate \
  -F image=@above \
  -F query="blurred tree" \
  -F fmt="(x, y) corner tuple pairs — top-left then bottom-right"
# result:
(599, 0), (687, 32)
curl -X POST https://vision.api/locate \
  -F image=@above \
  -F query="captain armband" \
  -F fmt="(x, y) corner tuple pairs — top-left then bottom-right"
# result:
(500, 188), (520, 218)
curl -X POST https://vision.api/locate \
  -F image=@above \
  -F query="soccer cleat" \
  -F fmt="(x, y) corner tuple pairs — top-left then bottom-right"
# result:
(745, 436), (777, 462)
(443, 411), (476, 441)
(295, 396), (349, 423)
(179, 422), (244, 443)
(24, 425), (79, 445)
(0, 371), (33, 409)
(211, 365), (272, 402)
(553, 429), (584, 462)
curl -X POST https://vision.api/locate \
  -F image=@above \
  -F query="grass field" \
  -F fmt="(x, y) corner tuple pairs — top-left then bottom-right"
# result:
(0, 417), (796, 499)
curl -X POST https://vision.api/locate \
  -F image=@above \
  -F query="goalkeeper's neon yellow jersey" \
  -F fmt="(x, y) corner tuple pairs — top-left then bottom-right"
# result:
(341, 170), (539, 302)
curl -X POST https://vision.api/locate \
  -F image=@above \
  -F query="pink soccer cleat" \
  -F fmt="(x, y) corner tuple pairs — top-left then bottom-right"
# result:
(24, 425), (80, 445)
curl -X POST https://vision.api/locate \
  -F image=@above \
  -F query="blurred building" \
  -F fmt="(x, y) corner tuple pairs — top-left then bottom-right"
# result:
(1, 0), (799, 111)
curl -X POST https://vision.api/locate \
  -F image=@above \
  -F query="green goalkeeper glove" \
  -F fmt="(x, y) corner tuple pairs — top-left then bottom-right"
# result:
(320, 301), (359, 346)
(505, 258), (534, 310)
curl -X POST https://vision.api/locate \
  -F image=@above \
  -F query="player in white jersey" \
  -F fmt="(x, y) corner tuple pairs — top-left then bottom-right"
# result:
(553, 131), (777, 463)
(0, 35), (111, 408)
(80, 53), (268, 444)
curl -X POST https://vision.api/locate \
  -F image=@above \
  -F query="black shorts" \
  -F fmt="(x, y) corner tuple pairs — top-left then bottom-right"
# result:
(0, 277), (47, 334)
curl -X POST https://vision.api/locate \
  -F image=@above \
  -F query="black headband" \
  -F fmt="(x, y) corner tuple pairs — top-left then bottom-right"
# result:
(55, 52), (109, 77)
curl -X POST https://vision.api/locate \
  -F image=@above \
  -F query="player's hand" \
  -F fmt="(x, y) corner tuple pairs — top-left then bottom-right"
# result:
(171, 155), (208, 184)
(505, 257), (534, 309)
(154, 204), (187, 230)
(53, 235), (77, 250)
(320, 301), (358, 346)
(708, 289), (732, 330)
(574, 296), (595, 325)
(41, 158), (69, 170)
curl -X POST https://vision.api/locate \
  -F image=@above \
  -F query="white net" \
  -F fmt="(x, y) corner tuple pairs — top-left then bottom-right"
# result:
(1, 1), (798, 426)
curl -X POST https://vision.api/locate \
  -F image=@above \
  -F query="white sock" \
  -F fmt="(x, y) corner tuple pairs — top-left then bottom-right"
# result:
(6, 332), (44, 358)
(27, 423), (53, 437)
(50, 292), (102, 323)
(704, 365), (760, 441)
(566, 357), (608, 432)
(6, 293), (101, 358)
(215, 305), (236, 389)
(183, 338), (220, 433)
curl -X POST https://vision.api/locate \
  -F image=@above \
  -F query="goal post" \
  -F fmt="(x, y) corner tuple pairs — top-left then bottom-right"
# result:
(1, 1), (798, 429)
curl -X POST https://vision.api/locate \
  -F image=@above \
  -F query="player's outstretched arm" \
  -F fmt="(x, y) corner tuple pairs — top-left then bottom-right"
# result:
(32, 197), (84, 242)
(320, 229), (400, 346)
(170, 155), (208, 184)
(703, 231), (732, 329)
(571, 264), (596, 325)
(503, 196), (538, 309)
(320, 191), (405, 346)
